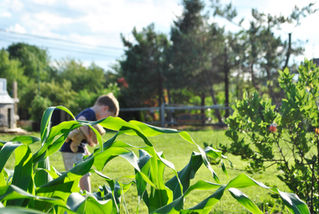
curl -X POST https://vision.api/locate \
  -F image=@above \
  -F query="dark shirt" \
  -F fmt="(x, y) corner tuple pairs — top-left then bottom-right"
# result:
(60, 108), (97, 153)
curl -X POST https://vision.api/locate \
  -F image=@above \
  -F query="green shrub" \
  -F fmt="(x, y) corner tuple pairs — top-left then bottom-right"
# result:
(226, 60), (319, 213)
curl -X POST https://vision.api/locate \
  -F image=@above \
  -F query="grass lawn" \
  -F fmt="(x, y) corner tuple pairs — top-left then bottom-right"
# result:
(0, 129), (292, 213)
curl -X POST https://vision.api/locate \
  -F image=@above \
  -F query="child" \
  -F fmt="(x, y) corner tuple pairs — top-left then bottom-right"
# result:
(60, 93), (119, 192)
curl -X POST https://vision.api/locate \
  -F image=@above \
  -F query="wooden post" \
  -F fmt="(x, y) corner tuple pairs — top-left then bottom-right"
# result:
(13, 81), (18, 128)
(160, 103), (165, 127)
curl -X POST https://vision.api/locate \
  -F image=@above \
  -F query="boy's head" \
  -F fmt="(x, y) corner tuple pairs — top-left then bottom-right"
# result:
(95, 93), (119, 118)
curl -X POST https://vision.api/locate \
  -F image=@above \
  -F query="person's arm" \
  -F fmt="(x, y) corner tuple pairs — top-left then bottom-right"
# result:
(77, 115), (95, 147)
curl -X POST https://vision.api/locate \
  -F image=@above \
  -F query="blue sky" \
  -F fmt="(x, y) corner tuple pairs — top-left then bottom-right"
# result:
(0, 0), (318, 70)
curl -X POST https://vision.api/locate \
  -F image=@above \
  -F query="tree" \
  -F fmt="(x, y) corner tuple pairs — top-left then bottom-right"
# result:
(168, 0), (237, 123)
(6, 43), (51, 119)
(0, 49), (26, 96)
(119, 24), (170, 107)
(240, 4), (317, 102)
(7, 42), (51, 82)
(55, 60), (106, 93)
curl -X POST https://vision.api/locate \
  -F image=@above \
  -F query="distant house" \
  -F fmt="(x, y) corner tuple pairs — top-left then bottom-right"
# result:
(0, 78), (16, 129)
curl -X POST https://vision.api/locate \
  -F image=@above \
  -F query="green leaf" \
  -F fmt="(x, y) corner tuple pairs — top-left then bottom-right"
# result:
(184, 180), (221, 197)
(166, 152), (203, 199)
(228, 188), (263, 214)
(226, 173), (269, 189)
(0, 142), (22, 172)
(0, 185), (66, 208)
(33, 120), (79, 162)
(8, 145), (34, 206)
(67, 192), (85, 211)
(75, 196), (115, 214)
(0, 207), (46, 213)
(187, 186), (226, 212)
(93, 147), (131, 171)
(40, 106), (75, 144)
(10, 136), (40, 145)
(153, 196), (184, 214)
(276, 189), (310, 214)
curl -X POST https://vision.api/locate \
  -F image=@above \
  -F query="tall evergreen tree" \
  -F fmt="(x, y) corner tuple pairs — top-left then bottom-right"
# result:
(119, 24), (169, 107)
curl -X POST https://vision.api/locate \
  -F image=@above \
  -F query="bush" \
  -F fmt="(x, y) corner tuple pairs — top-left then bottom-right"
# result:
(226, 60), (319, 212)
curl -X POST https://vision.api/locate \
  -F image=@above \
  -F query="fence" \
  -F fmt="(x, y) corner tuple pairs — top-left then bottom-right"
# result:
(120, 104), (232, 127)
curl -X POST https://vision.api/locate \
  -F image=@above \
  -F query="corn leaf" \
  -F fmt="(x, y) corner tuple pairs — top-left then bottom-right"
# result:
(228, 188), (263, 214)
(0, 142), (22, 172)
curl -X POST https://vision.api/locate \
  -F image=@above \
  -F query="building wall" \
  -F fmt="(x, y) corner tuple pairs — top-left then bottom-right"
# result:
(0, 104), (14, 128)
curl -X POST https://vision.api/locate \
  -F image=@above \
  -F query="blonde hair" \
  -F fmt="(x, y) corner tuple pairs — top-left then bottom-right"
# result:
(95, 93), (119, 116)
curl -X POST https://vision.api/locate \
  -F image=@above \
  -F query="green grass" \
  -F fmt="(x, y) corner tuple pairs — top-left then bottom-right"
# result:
(0, 129), (291, 213)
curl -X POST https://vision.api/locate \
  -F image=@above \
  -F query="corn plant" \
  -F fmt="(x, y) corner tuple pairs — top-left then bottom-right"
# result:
(226, 60), (319, 213)
(0, 105), (309, 213)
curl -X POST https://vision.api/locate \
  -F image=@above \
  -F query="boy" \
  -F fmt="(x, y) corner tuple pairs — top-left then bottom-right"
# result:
(60, 93), (119, 192)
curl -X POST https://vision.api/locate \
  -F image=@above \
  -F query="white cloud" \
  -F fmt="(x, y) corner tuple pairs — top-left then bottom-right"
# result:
(75, 0), (181, 34)
(1, 11), (11, 18)
(7, 24), (26, 33)
(30, 0), (56, 5)
(5, 0), (24, 12)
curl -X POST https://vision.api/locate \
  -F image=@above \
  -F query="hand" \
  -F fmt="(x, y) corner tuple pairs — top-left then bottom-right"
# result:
(84, 146), (91, 155)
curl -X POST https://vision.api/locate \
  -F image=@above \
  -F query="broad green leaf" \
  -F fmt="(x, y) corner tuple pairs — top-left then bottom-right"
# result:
(187, 185), (226, 213)
(0, 171), (6, 186)
(34, 120), (80, 162)
(197, 145), (220, 183)
(36, 157), (94, 195)
(0, 142), (22, 172)
(166, 152), (203, 199)
(204, 146), (222, 160)
(134, 149), (174, 212)
(136, 150), (152, 198)
(0, 207), (45, 213)
(93, 147), (131, 171)
(157, 180), (220, 213)
(225, 174), (309, 213)
(67, 192), (85, 211)
(226, 173), (269, 190)
(87, 124), (104, 152)
(228, 188), (263, 214)
(36, 156), (51, 189)
(184, 180), (221, 197)
(40, 106), (75, 144)
(40, 107), (56, 143)
(129, 120), (181, 137)
(34, 169), (53, 187)
(276, 189), (310, 214)
(220, 160), (227, 176)
(0, 185), (66, 208)
(10, 136), (40, 145)
(75, 196), (115, 214)
(9, 145), (33, 206)
(153, 196), (184, 214)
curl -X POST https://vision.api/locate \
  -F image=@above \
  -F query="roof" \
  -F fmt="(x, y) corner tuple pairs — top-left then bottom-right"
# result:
(0, 92), (14, 104)
(0, 78), (14, 104)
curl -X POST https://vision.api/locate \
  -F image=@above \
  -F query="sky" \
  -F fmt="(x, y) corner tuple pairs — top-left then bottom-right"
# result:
(0, 0), (318, 70)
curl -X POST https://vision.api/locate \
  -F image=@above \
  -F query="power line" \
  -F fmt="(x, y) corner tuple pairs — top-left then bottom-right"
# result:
(0, 32), (123, 59)
(0, 38), (121, 59)
(0, 28), (123, 51)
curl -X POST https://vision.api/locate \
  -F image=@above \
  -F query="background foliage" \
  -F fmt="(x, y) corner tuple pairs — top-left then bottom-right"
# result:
(0, 0), (316, 125)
